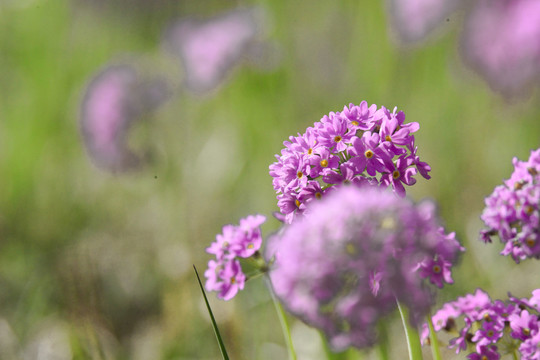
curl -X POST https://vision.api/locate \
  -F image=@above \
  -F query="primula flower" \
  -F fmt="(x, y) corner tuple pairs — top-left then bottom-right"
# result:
(162, 7), (267, 94)
(480, 148), (540, 262)
(80, 64), (170, 172)
(269, 101), (430, 223)
(424, 289), (540, 359)
(386, 0), (462, 44)
(462, 0), (540, 96)
(265, 186), (462, 351)
(204, 214), (266, 300)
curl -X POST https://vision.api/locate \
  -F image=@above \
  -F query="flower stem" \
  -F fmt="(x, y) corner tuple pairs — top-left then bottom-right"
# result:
(319, 332), (364, 360)
(397, 300), (424, 360)
(266, 276), (297, 360)
(376, 321), (390, 360)
(427, 312), (442, 360)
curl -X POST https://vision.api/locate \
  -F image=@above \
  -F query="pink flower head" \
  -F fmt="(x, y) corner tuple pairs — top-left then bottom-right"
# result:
(425, 289), (540, 359)
(387, 0), (462, 43)
(480, 148), (540, 262)
(266, 186), (462, 351)
(80, 64), (170, 172)
(162, 8), (263, 94)
(269, 102), (430, 223)
(462, 0), (540, 96)
(204, 214), (266, 300)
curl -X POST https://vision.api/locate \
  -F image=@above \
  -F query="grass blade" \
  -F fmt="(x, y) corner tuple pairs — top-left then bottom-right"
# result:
(193, 265), (230, 360)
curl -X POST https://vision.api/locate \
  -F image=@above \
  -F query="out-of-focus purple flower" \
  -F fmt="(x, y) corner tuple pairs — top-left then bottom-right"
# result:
(462, 0), (540, 96)
(204, 214), (266, 300)
(520, 331), (540, 360)
(387, 0), (462, 44)
(480, 148), (540, 263)
(269, 101), (431, 223)
(467, 345), (501, 360)
(80, 64), (170, 172)
(162, 7), (265, 94)
(265, 186), (462, 351)
(425, 289), (540, 359)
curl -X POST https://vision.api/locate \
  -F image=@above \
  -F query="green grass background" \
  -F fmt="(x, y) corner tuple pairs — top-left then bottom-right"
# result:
(0, 0), (539, 359)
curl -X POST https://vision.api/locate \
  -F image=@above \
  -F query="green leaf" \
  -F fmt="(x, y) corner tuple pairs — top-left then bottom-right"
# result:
(193, 265), (230, 360)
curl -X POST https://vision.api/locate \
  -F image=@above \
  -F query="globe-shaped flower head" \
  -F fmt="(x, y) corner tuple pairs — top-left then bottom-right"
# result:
(480, 148), (540, 263)
(269, 101), (431, 223)
(265, 186), (463, 351)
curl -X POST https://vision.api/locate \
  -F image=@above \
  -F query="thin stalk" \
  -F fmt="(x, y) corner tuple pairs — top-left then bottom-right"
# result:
(397, 301), (424, 360)
(266, 276), (297, 360)
(427, 312), (442, 360)
(376, 322), (390, 360)
(512, 350), (519, 360)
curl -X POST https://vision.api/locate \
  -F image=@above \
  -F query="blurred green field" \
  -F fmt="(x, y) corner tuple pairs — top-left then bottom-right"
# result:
(0, 0), (539, 359)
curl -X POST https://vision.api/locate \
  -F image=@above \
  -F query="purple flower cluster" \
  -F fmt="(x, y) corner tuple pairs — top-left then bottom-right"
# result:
(462, 0), (540, 96)
(204, 214), (266, 300)
(480, 148), (540, 263)
(387, 0), (461, 44)
(80, 64), (170, 172)
(265, 186), (463, 351)
(163, 8), (262, 94)
(269, 101), (430, 223)
(424, 289), (540, 359)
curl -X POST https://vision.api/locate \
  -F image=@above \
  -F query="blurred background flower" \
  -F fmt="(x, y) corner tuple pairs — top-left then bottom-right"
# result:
(461, 0), (540, 97)
(0, 0), (539, 359)
(80, 62), (172, 172)
(162, 7), (274, 95)
(386, 0), (462, 44)
(387, 0), (540, 98)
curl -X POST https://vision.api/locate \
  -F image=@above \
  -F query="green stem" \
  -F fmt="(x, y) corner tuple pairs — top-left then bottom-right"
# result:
(397, 300), (424, 360)
(319, 332), (363, 360)
(377, 322), (390, 360)
(427, 312), (442, 360)
(512, 350), (519, 360)
(266, 276), (297, 360)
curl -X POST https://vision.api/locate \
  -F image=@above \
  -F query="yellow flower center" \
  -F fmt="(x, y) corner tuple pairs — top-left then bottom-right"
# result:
(247, 243), (254, 249)
(525, 205), (534, 215)
(315, 192), (322, 200)
(433, 265), (441, 274)
(392, 170), (400, 179)
(345, 243), (357, 255)
(231, 276), (236, 284)
(351, 121), (359, 126)
(526, 237), (536, 247)
(297, 171), (303, 179)
(308, 148), (313, 155)
(334, 135), (342, 143)
(320, 159), (329, 168)
(295, 199), (301, 208)
(365, 150), (374, 159)
(385, 135), (392, 142)
(523, 328), (531, 336)
(381, 217), (396, 230)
